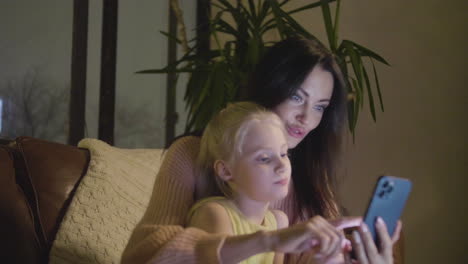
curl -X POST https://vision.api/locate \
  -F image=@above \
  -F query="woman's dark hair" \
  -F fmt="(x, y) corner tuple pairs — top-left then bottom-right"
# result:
(248, 36), (347, 221)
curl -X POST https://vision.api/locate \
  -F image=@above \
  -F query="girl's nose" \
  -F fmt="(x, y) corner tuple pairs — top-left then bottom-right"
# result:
(275, 158), (288, 174)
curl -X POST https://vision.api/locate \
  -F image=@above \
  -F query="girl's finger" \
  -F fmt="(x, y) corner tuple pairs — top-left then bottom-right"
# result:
(305, 218), (330, 256)
(330, 217), (362, 230)
(321, 225), (342, 258)
(327, 221), (346, 258)
(310, 217), (335, 255)
(344, 250), (353, 264)
(296, 239), (317, 253)
(343, 238), (352, 252)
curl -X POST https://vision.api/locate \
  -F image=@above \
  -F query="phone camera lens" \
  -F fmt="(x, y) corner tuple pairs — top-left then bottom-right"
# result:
(383, 181), (389, 188)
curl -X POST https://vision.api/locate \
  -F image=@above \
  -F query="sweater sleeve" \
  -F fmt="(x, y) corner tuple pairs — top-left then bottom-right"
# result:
(121, 136), (227, 264)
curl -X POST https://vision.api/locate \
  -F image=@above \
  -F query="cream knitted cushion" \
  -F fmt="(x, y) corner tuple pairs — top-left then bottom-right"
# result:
(49, 138), (165, 264)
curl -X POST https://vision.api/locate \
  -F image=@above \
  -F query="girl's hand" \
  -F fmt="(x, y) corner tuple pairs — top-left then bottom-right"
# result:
(268, 216), (361, 261)
(347, 218), (402, 264)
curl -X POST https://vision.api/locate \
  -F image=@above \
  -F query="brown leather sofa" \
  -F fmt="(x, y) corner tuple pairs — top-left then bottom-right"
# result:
(0, 137), (404, 264)
(0, 137), (89, 264)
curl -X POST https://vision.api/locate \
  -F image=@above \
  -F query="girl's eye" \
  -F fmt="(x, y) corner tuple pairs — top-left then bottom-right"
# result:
(290, 94), (304, 104)
(280, 153), (288, 158)
(258, 156), (270, 163)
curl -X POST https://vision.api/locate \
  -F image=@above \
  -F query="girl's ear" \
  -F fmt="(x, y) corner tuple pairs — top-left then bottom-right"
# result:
(214, 160), (233, 181)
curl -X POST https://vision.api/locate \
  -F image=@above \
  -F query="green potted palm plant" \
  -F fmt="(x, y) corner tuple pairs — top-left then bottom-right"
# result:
(140, 0), (388, 134)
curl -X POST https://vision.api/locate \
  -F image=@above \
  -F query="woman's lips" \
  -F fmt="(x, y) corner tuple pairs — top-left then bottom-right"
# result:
(286, 125), (306, 139)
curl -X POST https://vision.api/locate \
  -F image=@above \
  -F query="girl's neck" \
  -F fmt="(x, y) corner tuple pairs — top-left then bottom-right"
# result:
(231, 194), (270, 225)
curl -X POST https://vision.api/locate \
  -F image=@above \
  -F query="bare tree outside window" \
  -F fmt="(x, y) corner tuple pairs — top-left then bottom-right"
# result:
(0, 68), (69, 142)
(0, 67), (164, 146)
(114, 101), (164, 148)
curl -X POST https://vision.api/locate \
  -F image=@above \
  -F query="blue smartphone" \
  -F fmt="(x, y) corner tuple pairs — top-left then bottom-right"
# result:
(363, 175), (412, 243)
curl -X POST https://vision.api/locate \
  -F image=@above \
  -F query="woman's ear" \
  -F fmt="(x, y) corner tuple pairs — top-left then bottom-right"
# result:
(214, 160), (233, 181)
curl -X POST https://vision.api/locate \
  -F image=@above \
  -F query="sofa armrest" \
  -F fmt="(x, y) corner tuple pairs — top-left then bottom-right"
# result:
(0, 137), (90, 263)
(15, 137), (90, 247)
(0, 146), (42, 263)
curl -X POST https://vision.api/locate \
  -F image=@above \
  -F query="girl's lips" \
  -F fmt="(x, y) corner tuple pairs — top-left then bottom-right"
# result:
(275, 178), (289, 186)
(286, 125), (306, 139)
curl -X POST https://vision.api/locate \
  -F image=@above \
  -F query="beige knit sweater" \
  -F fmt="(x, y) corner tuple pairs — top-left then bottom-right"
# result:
(120, 136), (305, 264)
(121, 136), (402, 264)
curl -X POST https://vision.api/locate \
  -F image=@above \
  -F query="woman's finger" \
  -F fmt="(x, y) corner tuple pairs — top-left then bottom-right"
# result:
(351, 230), (368, 264)
(391, 220), (402, 244)
(375, 217), (392, 259)
(359, 222), (379, 259)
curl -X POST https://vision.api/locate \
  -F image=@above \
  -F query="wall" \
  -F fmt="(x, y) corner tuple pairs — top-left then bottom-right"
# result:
(290, 0), (467, 263)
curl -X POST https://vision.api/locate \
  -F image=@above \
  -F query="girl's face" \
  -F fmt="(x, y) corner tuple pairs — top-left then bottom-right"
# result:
(228, 122), (291, 203)
(273, 65), (334, 148)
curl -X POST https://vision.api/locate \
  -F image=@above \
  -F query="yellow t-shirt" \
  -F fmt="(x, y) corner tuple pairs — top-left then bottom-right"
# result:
(187, 197), (278, 264)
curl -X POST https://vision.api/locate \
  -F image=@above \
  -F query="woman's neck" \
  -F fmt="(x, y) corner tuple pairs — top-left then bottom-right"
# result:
(231, 195), (270, 225)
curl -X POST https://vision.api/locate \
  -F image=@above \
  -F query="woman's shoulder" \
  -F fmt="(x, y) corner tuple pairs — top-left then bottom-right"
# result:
(169, 135), (201, 149)
(270, 209), (289, 228)
(165, 135), (201, 160)
(157, 135), (201, 188)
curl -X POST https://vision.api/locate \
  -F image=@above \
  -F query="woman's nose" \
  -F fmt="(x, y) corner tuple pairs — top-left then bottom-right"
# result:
(296, 109), (310, 125)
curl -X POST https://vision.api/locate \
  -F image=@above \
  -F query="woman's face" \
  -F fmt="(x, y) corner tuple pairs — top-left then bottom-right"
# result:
(273, 65), (334, 148)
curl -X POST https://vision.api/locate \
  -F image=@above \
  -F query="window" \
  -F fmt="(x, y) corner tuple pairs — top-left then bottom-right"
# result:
(0, 98), (3, 133)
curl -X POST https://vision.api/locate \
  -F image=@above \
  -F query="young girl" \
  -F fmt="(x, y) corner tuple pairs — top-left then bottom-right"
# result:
(187, 102), (356, 264)
(187, 102), (292, 264)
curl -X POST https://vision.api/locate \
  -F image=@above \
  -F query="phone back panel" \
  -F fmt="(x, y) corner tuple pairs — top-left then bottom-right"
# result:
(363, 176), (412, 241)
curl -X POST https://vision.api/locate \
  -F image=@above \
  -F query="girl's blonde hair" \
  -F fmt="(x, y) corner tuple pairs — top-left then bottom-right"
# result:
(197, 101), (285, 198)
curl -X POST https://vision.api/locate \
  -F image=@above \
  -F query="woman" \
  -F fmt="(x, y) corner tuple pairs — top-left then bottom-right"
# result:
(122, 37), (401, 264)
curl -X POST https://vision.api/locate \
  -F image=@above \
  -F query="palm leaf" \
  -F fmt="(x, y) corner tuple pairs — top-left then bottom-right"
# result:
(159, 30), (182, 45)
(344, 40), (390, 65)
(320, 0), (336, 51)
(362, 65), (376, 121)
(371, 59), (385, 111)
(144, 0), (390, 134)
(287, 0), (335, 15)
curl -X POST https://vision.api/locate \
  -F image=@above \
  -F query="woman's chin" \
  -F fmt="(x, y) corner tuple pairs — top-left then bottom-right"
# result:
(287, 138), (300, 149)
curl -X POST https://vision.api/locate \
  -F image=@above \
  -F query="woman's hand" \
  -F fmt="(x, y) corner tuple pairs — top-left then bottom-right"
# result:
(347, 218), (402, 264)
(268, 216), (361, 261)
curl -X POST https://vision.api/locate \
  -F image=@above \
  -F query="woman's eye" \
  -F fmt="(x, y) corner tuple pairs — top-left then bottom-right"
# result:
(290, 94), (303, 104)
(314, 105), (327, 112)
